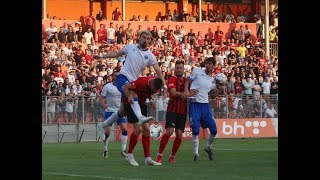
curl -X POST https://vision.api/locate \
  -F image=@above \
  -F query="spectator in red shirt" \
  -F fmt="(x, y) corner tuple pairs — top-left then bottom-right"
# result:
(214, 26), (224, 45)
(214, 64), (222, 74)
(84, 12), (95, 32)
(112, 8), (122, 21)
(97, 24), (106, 43)
(53, 66), (66, 79)
(234, 76), (243, 95)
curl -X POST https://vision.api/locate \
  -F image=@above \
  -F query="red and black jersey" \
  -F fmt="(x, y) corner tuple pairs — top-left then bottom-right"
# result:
(166, 76), (187, 115)
(128, 77), (158, 104)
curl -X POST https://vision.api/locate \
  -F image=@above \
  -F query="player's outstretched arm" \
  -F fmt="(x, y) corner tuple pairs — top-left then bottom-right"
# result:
(152, 62), (167, 97)
(94, 50), (126, 59)
(98, 95), (108, 109)
(209, 85), (226, 99)
(152, 62), (166, 87)
(182, 78), (198, 100)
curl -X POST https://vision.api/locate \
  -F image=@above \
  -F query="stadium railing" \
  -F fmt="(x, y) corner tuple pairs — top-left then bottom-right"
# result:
(42, 94), (278, 125)
(270, 43), (278, 57)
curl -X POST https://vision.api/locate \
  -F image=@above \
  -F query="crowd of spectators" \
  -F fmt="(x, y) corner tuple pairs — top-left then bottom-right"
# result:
(42, 13), (278, 123)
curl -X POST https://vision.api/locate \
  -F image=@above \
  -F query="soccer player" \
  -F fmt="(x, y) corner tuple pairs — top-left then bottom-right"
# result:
(122, 76), (164, 166)
(155, 61), (197, 163)
(96, 30), (166, 141)
(185, 57), (226, 161)
(99, 67), (127, 159)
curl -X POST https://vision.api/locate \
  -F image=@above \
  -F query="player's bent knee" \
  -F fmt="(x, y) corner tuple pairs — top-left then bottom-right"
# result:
(175, 131), (183, 138)
(141, 123), (150, 131)
(142, 130), (150, 137)
(192, 129), (200, 136)
(210, 130), (217, 136)
(209, 126), (217, 135)
(133, 125), (142, 135)
(166, 128), (174, 136)
(120, 123), (127, 131)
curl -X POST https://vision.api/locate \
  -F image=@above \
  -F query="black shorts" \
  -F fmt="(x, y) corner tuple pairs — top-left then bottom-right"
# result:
(165, 112), (187, 132)
(123, 102), (147, 124)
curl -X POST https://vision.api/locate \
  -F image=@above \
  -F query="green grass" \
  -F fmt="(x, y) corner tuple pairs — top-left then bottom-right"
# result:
(42, 138), (278, 180)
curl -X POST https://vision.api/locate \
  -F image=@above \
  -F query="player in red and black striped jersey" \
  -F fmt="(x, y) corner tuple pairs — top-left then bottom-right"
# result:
(122, 76), (163, 166)
(155, 61), (197, 164)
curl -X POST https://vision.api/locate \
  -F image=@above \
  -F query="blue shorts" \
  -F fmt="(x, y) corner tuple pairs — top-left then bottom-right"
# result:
(108, 39), (115, 44)
(105, 111), (126, 125)
(116, 74), (130, 102)
(189, 102), (217, 135)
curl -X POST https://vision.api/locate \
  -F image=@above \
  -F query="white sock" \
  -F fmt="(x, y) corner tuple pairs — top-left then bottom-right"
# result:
(192, 135), (199, 155)
(101, 111), (120, 127)
(206, 133), (215, 149)
(131, 100), (143, 118)
(103, 138), (109, 151)
(121, 134), (128, 151)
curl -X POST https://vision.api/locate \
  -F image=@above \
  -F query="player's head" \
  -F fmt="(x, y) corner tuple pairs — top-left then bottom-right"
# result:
(205, 57), (216, 74)
(139, 30), (152, 48)
(111, 67), (121, 82)
(150, 78), (163, 92)
(174, 60), (184, 77)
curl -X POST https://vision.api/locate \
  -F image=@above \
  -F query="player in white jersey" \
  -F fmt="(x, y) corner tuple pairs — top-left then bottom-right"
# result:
(99, 68), (128, 158)
(186, 57), (226, 161)
(95, 30), (166, 142)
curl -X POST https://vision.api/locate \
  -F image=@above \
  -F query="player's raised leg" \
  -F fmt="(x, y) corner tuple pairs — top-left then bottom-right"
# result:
(98, 101), (126, 141)
(128, 91), (153, 125)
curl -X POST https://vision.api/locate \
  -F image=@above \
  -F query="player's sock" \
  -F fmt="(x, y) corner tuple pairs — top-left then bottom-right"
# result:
(121, 131), (128, 151)
(171, 137), (182, 157)
(128, 132), (139, 154)
(103, 133), (110, 151)
(101, 111), (121, 127)
(192, 135), (199, 155)
(206, 133), (216, 149)
(142, 134), (151, 158)
(130, 98), (143, 118)
(158, 134), (170, 154)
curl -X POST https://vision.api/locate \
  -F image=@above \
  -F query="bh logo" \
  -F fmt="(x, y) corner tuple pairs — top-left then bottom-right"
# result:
(222, 120), (267, 135)
(149, 123), (163, 140)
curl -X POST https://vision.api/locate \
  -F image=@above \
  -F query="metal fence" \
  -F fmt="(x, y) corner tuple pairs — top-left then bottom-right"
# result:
(270, 43), (278, 57)
(42, 94), (278, 125)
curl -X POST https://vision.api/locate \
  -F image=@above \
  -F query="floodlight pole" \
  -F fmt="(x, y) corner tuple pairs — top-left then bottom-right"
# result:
(264, 0), (270, 58)
(198, 0), (202, 22)
(43, 0), (47, 20)
(122, 0), (126, 20)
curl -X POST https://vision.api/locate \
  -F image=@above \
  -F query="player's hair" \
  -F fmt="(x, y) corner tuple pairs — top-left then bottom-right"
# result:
(139, 30), (152, 38)
(175, 60), (184, 66)
(153, 78), (163, 90)
(205, 57), (216, 65)
(112, 67), (121, 75)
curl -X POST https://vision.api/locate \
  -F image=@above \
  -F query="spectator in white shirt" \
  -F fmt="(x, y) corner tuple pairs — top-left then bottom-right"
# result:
(83, 28), (94, 45)
(261, 77), (271, 95)
(107, 22), (116, 44)
(265, 102), (278, 118)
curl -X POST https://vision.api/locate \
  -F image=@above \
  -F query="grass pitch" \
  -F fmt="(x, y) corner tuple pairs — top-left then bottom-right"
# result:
(42, 138), (278, 180)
